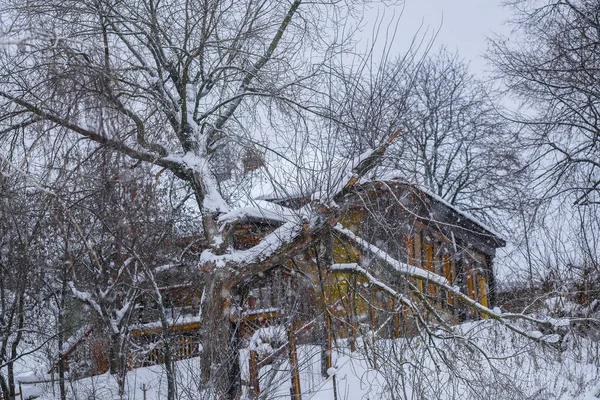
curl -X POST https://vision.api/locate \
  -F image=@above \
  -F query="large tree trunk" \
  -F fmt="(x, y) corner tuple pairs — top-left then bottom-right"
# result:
(200, 273), (241, 400)
(109, 332), (128, 398)
(6, 362), (15, 400)
(193, 168), (244, 399)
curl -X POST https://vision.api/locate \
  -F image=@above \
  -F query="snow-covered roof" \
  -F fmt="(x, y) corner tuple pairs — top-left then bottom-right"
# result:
(255, 175), (505, 245)
(411, 183), (505, 242)
(375, 178), (506, 244)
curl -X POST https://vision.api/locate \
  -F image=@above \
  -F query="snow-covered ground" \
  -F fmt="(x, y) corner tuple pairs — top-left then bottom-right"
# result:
(21, 320), (600, 400)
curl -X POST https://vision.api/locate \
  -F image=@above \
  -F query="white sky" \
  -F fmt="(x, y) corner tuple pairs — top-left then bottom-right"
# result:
(363, 0), (512, 78)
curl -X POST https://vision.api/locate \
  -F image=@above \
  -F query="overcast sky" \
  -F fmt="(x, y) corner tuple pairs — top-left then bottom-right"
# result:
(364, 0), (512, 78)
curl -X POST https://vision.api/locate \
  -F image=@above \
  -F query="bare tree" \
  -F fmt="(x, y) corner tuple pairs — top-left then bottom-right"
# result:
(341, 49), (525, 224)
(0, 166), (52, 399)
(487, 0), (600, 319)
(53, 149), (190, 397)
(489, 0), (600, 206)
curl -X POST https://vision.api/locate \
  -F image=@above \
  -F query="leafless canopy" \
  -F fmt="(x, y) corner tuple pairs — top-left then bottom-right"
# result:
(490, 0), (600, 205)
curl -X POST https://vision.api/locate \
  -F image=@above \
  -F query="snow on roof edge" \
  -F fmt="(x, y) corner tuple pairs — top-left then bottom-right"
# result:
(256, 175), (507, 244)
(405, 182), (507, 243)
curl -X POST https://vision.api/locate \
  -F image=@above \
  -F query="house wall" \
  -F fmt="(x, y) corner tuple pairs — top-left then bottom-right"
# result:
(320, 183), (496, 339)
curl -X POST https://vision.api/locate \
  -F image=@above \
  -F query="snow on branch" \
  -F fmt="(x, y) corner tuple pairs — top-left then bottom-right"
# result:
(201, 130), (401, 274)
(200, 216), (311, 269)
(333, 224), (449, 285)
(68, 282), (111, 330)
(217, 204), (289, 226)
(330, 263), (415, 309)
(333, 225), (567, 345)
(163, 151), (230, 213)
(321, 129), (401, 203)
(329, 262), (441, 338)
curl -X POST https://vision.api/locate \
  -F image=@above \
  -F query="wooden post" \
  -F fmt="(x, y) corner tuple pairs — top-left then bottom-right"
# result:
(141, 383), (148, 400)
(226, 319), (242, 400)
(391, 299), (401, 339)
(249, 350), (260, 398)
(369, 291), (377, 332)
(321, 315), (332, 378)
(318, 233), (337, 400)
(288, 324), (302, 400)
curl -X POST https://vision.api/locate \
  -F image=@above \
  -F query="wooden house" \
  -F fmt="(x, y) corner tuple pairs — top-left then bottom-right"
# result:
(234, 178), (505, 396)
(57, 178), (505, 392)
(240, 179), (504, 338)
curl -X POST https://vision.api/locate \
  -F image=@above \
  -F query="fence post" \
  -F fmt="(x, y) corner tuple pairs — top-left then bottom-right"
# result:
(288, 324), (302, 400)
(249, 350), (260, 398)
